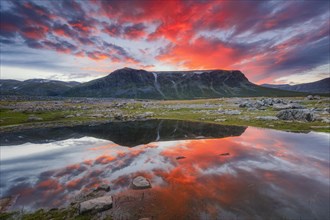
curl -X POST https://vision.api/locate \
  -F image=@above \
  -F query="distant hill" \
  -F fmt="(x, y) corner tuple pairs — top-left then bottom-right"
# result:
(0, 79), (80, 96)
(261, 77), (330, 94)
(64, 67), (302, 99)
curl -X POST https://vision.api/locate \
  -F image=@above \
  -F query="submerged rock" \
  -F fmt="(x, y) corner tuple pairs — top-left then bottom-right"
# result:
(79, 196), (113, 214)
(132, 176), (151, 190)
(94, 184), (111, 192)
(276, 109), (315, 122)
(176, 156), (186, 160)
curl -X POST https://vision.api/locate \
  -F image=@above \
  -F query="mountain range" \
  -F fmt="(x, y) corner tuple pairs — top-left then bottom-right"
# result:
(261, 77), (330, 94)
(1, 67), (325, 99)
(1, 119), (246, 147)
(0, 79), (80, 96)
(64, 68), (303, 99)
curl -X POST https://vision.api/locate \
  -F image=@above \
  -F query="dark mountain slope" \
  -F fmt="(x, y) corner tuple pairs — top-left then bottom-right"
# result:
(0, 79), (80, 96)
(65, 67), (301, 99)
(262, 77), (330, 94)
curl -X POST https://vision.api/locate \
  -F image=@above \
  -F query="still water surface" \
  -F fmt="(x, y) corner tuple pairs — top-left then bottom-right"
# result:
(1, 120), (329, 219)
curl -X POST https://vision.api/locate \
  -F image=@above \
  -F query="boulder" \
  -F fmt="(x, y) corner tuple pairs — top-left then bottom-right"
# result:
(223, 110), (241, 115)
(132, 176), (151, 190)
(276, 109), (315, 122)
(255, 116), (278, 121)
(135, 112), (154, 119)
(323, 108), (330, 113)
(306, 95), (314, 100)
(79, 196), (113, 214)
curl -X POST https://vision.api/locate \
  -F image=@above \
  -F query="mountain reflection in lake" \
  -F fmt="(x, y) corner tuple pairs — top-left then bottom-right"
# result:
(0, 120), (329, 220)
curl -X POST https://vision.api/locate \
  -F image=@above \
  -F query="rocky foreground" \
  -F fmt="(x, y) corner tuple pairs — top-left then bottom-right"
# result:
(0, 176), (153, 220)
(0, 95), (329, 133)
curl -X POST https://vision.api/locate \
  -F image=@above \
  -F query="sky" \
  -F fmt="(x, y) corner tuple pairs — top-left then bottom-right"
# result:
(0, 0), (329, 84)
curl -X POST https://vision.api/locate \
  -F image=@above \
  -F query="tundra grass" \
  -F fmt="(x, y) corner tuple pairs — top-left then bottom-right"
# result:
(0, 98), (329, 133)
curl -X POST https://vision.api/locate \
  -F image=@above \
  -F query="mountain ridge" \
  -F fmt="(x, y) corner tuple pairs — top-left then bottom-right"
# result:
(0, 79), (80, 96)
(261, 77), (330, 94)
(64, 67), (303, 99)
(1, 67), (306, 99)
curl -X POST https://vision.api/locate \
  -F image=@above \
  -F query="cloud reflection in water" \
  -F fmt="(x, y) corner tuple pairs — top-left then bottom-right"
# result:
(0, 127), (329, 219)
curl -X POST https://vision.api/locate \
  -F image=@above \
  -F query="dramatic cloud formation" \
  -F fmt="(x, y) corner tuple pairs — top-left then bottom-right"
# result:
(0, 0), (329, 83)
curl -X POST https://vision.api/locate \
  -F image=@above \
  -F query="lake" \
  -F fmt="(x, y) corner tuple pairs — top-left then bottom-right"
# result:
(1, 120), (329, 219)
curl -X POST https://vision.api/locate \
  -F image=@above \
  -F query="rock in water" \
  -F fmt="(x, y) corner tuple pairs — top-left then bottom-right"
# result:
(79, 196), (113, 214)
(132, 176), (151, 190)
(276, 109), (315, 122)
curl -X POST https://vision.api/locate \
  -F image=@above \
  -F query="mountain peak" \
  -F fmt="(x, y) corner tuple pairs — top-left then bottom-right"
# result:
(65, 67), (295, 99)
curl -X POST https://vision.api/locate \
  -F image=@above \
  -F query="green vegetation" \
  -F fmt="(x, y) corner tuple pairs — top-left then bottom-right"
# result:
(0, 97), (329, 133)
(0, 207), (113, 220)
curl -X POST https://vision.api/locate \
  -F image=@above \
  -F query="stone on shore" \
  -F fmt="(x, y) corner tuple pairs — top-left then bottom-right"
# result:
(132, 176), (151, 190)
(79, 196), (113, 214)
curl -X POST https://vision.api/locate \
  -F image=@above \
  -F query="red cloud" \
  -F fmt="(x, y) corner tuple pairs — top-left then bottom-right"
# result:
(20, 27), (47, 40)
(157, 37), (248, 70)
(87, 51), (109, 61)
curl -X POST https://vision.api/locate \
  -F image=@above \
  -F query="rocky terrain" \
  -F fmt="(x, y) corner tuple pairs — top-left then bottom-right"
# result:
(0, 95), (329, 133)
(262, 77), (330, 94)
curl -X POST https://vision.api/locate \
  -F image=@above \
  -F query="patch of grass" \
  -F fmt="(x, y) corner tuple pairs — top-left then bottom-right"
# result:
(0, 212), (17, 220)
(1, 97), (329, 132)
(2, 206), (112, 220)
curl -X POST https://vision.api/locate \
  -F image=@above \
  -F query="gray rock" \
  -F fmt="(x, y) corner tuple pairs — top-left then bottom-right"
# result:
(214, 118), (226, 122)
(306, 95), (314, 100)
(289, 103), (304, 109)
(255, 116), (278, 121)
(90, 114), (104, 118)
(65, 114), (75, 118)
(79, 196), (113, 214)
(257, 106), (267, 110)
(94, 184), (110, 192)
(135, 112), (154, 119)
(239, 116), (251, 120)
(276, 109), (315, 122)
(223, 110), (241, 115)
(321, 118), (330, 123)
(273, 103), (304, 110)
(28, 115), (43, 121)
(323, 108), (330, 113)
(132, 176), (151, 190)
